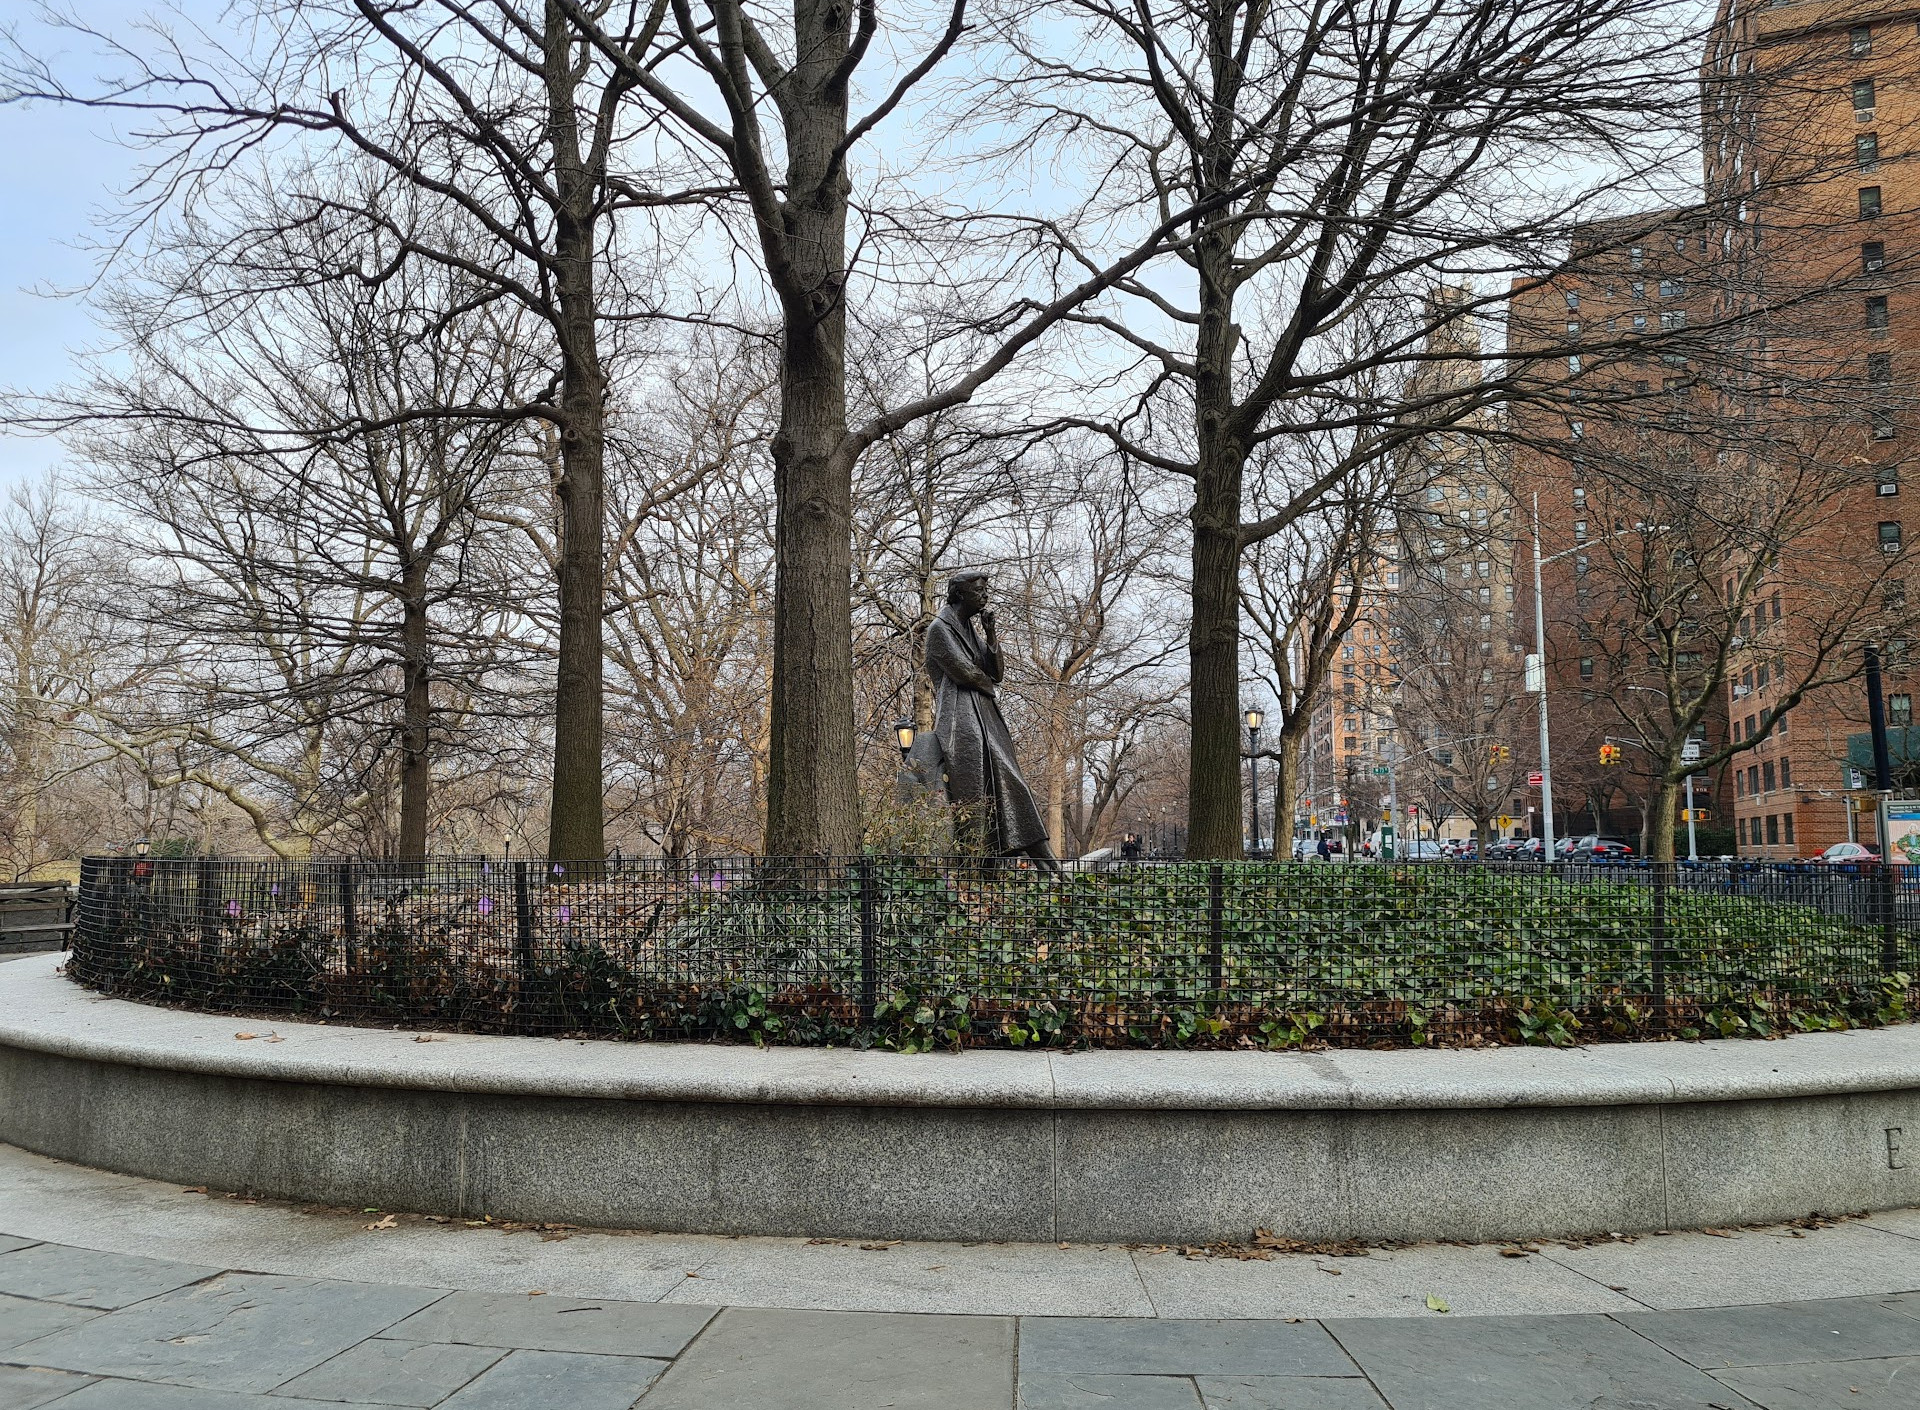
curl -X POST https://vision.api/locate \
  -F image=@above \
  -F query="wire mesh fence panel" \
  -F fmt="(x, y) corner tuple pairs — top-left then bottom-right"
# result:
(69, 856), (1920, 1048)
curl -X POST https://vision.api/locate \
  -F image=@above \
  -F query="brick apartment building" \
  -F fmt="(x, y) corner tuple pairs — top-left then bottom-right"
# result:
(1507, 0), (1920, 858)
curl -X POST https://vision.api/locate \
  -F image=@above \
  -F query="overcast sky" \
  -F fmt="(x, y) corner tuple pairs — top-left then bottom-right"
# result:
(0, 1), (172, 485)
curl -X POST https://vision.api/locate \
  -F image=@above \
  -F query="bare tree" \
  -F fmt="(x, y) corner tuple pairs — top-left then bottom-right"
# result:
(4, 1), (694, 859)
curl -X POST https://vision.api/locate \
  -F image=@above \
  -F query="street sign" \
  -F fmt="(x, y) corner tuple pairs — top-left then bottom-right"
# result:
(1851, 768), (1865, 790)
(1496, 814), (1514, 830)
(1527, 770), (1543, 787)
(1370, 765), (1389, 776)
(1681, 740), (1701, 763)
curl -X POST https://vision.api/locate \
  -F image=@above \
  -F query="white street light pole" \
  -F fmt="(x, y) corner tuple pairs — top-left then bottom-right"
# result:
(1531, 493), (1557, 864)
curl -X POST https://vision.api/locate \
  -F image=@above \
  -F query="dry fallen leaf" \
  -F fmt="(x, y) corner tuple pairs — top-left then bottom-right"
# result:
(234, 1032), (257, 1041)
(1425, 1293), (1450, 1313)
(180, 1186), (207, 1195)
(859, 1241), (900, 1252)
(363, 1214), (398, 1231)
(1498, 1248), (1529, 1258)
(263, 1035), (284, 1044)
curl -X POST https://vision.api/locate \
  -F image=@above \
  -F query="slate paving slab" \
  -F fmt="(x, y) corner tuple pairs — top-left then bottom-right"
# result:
(0, 1243), (35, 1261)
(271, 1337), (506, 1407)
(26, 1380), (302, 1408)
(0, 1241), (219, 1309)
(1707, 1355), (1920, 1409)
(1326, 1313), (1767, 1410)
(1195, 1377), (1391, 1409)
(2, 1271), (440, 1392)
(0, 1363), (93, 1410)
(1020, 1318), (1359, 1378)
(1019, 1372), (1204, 1408)
(1619, 1295), (1920, 1368)
(435, 1348), (668, 1409)
(0, 1291), (98, 1353)
(636, 1307), (1016, 1410)
(382, 1289), (713, 1357)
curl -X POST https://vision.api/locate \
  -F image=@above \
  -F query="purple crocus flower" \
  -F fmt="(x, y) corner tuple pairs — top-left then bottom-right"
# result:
(552, 863), (565, 877)
(477, 896), (494, 916)
(557, 905), (572, 924)
(224, 900), (242, 918)
(269, 884), (280, 897)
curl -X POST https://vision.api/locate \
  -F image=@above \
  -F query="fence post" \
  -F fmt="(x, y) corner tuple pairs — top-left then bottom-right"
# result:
(1208, 863), (1225, 995)
(195, 856), (220, 962)
(513, 861), (535, 979)
(858, 856), (878, 1023)
(338, 863), (359, 972)
(1650, 860), (1669, 1024)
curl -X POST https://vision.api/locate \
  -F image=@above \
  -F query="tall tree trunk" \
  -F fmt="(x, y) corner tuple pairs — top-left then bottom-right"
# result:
(1274, 715), (1308, 850)
(1647, 776), (1680, 862)
(763, 0), (861, 859)
(397, 575), (432, 860)
(1187, 245), (1244, 859)
(542, 9), (609, 862)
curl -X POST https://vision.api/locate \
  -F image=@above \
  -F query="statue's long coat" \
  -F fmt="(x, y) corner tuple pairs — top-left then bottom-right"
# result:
(925, 604), (1050, 855)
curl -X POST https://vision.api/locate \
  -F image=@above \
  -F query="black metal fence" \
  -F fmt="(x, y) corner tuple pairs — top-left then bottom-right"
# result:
(69, 855), (1920, 1048)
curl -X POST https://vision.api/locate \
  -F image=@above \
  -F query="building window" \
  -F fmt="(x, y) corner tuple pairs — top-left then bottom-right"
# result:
(1580, 656), (1594, 680)
(1661, 309), (1687, 330)
(1632, 311), (1648, 332)
(1881, 520), (1904, 553)
(1859, 133), (1881, 171)
(1750, 764), (1761, 795)
(1868, 295), (1890, 330)
(1855, 77), (1877, 114)
(1766, 813), (1779, 846)
(1873, 408), (1897, 440)
(1780, 709), (1789, 736)
(1783, 813), (1796, 844)
(1881, 464), (1902, 496)
(1781, 758), (1793, 789)
(1565, 291), (1579, 311)
(1895, 694), (1914, 726)
(1736, 772), (1746, 799)
(1574, 554), (1589, 575)
(1567, 354), (1582, 374)
(1887, 580), (1907, 612)
(1871, 351), (1894, 383)
(1569, 419), (1584, 439)
(1630, 245), (1644, 268)
(1865, 240), (1887, 273)
(1763, 760), (1776, 792)
(1861, 186), (1884, 218)
(1630, 279), (1646, 299)
(1852, 24), (1873, 57)
(1659, 277), (1685, 297)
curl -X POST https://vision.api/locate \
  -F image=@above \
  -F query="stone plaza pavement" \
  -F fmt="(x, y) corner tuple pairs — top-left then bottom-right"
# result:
(0, 1144), (1916, 1407)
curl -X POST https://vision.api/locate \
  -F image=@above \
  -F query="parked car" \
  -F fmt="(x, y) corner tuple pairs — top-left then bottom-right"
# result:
(1393, 839), (1445, 861)
(1570, 838), (1634, 862)
(1810, 841), (1879, 867)
(1510, 837), (1548, 861)
(1482, 837), (1523, 861)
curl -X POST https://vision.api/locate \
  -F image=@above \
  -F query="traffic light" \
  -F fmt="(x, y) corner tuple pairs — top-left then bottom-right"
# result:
(1599, 743), (1622, 765)
(1499, 744), (1511, 762)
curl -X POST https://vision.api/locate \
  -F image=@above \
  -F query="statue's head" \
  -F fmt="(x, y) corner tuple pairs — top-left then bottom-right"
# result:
(946, 570), (991, 616)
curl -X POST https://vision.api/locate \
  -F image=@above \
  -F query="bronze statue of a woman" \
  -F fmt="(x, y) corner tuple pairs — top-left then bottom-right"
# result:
(921, 570), (1060, 871)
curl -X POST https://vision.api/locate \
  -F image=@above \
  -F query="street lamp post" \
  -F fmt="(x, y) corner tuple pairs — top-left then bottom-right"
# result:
(1244, 708), (1265, 858)
(892, 720), (916, 760)
(1530, 493), (1558, 865)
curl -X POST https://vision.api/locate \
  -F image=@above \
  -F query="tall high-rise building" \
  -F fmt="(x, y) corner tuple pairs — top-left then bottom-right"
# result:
(1507, 0), (1920, 857)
